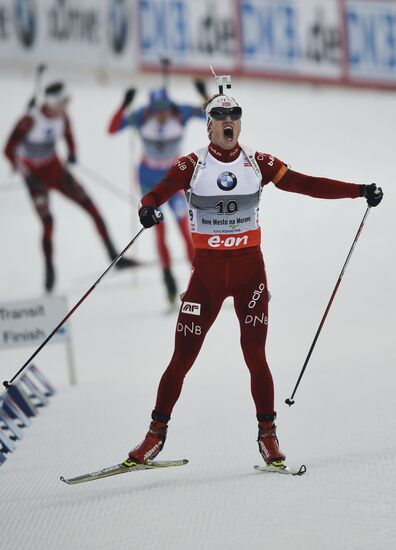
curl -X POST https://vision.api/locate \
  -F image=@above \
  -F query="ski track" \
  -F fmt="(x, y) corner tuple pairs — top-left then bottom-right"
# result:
(0, 71), (395, 550)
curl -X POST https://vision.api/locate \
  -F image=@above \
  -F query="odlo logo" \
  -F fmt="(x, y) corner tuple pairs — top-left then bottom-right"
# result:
(217, 171), (237, 191)
(181, 302), (201, 316)
(248, 283), (265, 309)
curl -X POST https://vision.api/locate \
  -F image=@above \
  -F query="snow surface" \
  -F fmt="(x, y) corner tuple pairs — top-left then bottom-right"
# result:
(0, 70), (395, 550)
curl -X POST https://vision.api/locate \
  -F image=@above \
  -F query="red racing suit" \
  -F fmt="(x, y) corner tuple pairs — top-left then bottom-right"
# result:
(141, 141), (362, 418)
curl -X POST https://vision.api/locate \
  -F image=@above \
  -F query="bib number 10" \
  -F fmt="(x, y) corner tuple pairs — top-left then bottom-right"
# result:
(215, 199), (238, 215)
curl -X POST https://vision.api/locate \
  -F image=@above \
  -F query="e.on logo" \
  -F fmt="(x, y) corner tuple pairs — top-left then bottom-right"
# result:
(208, 235), (248, 248)
(181, 302), (201, 316)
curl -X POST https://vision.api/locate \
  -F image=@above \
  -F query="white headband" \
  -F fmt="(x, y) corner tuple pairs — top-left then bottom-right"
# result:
(44, 90), (69, 107)
(205, 94), (240, 125)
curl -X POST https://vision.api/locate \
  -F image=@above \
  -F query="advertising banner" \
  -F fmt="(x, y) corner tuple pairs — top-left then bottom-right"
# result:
(138, 0), (238, 71)
(1, 0), (396, 89)
(239, 0), (342, 79)
(344, 0), (396, 84)
(0, 0), (137, 72)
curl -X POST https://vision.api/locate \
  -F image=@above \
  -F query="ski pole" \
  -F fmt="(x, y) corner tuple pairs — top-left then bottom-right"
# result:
(27, 63), (47, 109)
(160, 57), (171, 91)
(2, 228), (145, 390)
(76, 163), (138, 205)
(285, 207), (371, 406)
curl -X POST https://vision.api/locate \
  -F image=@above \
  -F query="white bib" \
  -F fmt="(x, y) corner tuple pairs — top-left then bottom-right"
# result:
(140, 116), (183, 164)
(187, 148), (262, 237)
(17, 107), (65, 161)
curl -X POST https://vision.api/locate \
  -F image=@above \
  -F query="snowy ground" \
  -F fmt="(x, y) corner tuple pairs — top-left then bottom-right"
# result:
(0, 69), (395, 550)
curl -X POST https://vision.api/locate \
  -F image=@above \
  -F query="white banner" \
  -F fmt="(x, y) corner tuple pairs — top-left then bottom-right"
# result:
(344, 0), (396, 83)
(239, 0), (342, 79)
(0, 0), (137, 72)
(1, 0), (396, 89)
(0, 296), (70, 349)
(138, 0), (238, 70)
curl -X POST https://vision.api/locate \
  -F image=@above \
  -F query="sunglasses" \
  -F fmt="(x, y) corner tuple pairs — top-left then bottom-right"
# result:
(209, 106), (242, 121)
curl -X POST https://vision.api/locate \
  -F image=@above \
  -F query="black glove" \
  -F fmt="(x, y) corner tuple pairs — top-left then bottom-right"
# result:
(67, 152), (77, 165)
(360, 183), (383, 207)
(139, 205), (164, 228)
(194, 79), (208, 99)
(122, 88), (136, 108)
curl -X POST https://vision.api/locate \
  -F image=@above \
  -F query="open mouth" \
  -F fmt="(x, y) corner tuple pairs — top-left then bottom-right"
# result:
(223, 126), (233, 141)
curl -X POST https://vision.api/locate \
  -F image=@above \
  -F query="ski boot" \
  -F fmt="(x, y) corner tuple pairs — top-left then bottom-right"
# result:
(257, 413), (286, 465)
(105, 239), (140, 269)
(115, 256), (140, 269)
(163, 268), (177, 305)
(128, 413), (169, 464)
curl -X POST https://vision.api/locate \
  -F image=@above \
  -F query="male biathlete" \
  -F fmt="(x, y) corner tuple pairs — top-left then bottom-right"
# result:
(126, 87), (383, 467)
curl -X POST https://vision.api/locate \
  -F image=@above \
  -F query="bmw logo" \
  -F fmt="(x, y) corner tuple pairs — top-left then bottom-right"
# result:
(14, 0), (36, 48)
(217, 171), (237, 191)
(108, 0), (128, 54)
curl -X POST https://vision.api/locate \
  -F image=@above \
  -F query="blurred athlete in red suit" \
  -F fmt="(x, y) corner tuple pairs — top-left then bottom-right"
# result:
(4, 81), (138, 292)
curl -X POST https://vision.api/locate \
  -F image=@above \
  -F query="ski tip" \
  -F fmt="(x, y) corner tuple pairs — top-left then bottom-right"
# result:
(174, 458), (189, 466)
(149, 458), (189, 467)
(60, 476), (71, 484)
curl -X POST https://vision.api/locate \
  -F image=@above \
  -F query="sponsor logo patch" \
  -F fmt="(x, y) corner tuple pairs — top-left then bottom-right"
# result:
(207, 234), (249, 248)
(177, 322), (202, 336)
(248, 283), (266, 309)
(181, 302), (201, 316)
(245, 313), (268, 327)
(217, 171), (237, 191)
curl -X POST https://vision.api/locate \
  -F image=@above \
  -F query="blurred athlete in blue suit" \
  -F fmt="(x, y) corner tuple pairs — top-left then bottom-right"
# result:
(108, 81), (208, 304)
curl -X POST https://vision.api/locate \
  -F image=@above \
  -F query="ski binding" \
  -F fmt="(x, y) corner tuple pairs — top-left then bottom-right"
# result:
(254, 460), (306, 476)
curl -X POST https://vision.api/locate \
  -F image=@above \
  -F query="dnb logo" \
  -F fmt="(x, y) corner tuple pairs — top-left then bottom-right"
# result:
(14, 0), (36, 48)
(108, 0), (128, 54)
(217, 171), (237, 191)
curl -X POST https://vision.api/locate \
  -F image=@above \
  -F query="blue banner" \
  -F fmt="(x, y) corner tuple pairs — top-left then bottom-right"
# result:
(139, 0), (190, 58)
(138, 0), (237, 67)
(239, 0), (342, 78)
(346, 0), (396, 81)
(241, 0), (300, 69)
